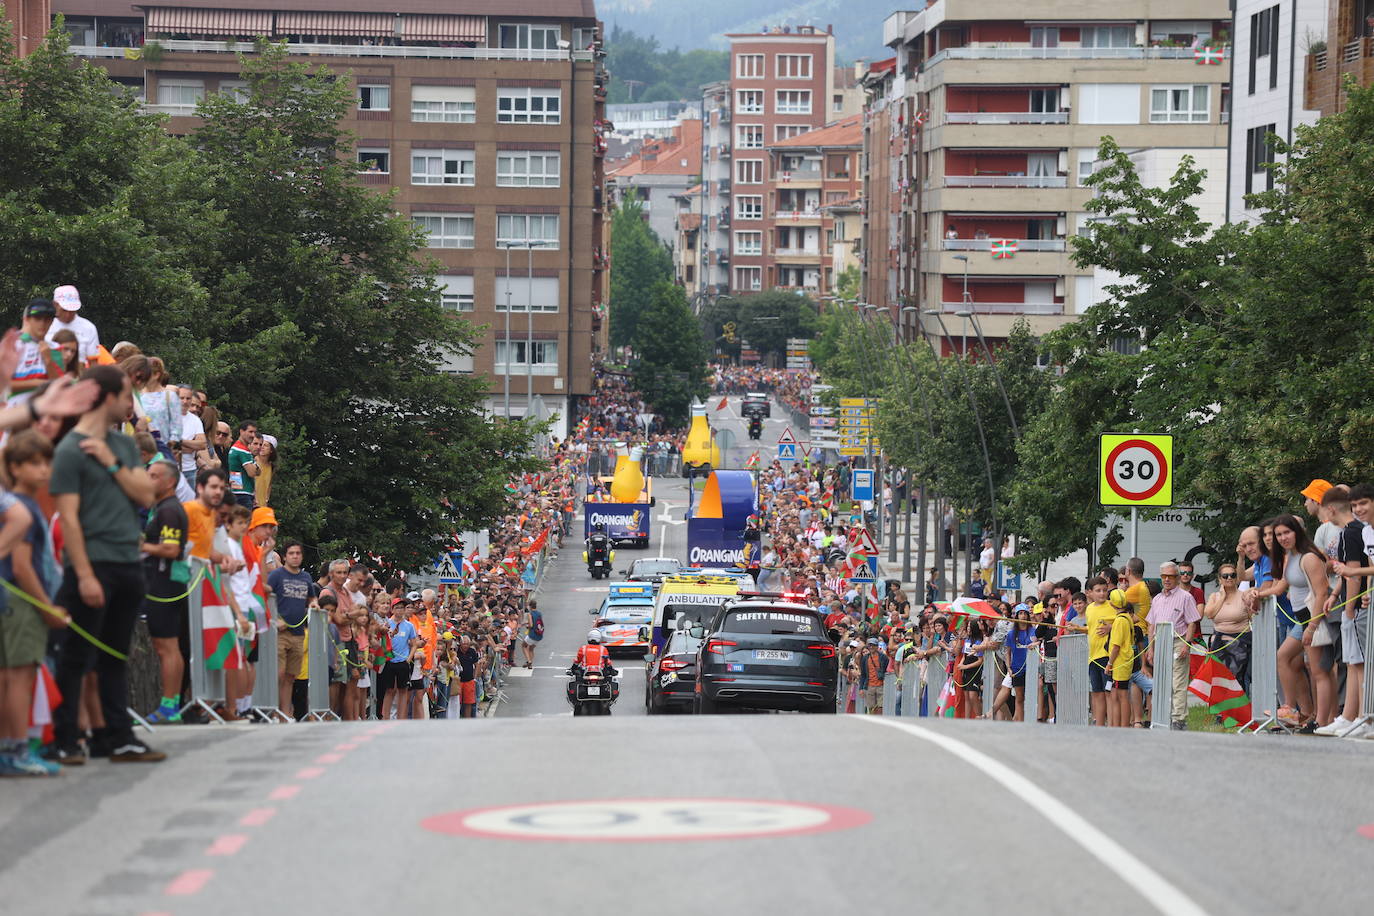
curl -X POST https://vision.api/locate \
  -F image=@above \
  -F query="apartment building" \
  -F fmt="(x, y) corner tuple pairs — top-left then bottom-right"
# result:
(1229, 0), (1324, 221)
(876, 2), (1232, 349)
(689, 80), (732, 303)
(726, 24), (837, 295)
(606, 116), (701, 252)
(57, 0), (604, 437)
(5, 0), (51, 55)
(759, 114), (862, 295)
(1305, 0), (1374, 113)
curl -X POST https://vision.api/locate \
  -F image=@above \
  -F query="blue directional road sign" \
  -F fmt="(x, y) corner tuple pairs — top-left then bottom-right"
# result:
(778, 442), (798, 461)
(851, 468), (875, 502)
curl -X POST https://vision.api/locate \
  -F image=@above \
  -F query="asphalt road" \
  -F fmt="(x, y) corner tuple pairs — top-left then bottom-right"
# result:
(8, 397), (1374, 915)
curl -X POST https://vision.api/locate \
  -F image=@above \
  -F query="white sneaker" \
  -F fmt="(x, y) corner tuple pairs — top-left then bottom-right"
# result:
(1340, 719), (1372, 739)
(1314, 716), (1352, 737)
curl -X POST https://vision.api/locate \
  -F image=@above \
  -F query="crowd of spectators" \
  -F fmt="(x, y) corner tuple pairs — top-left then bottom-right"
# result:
(712, 365), (813, 417)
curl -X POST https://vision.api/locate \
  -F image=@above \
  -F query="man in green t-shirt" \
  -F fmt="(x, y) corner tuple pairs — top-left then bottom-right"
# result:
(227, 420), (260, 509)
(49, 365), (161, 764)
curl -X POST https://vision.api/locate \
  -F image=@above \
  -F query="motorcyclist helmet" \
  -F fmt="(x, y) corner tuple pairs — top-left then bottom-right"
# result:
(593, 523), (606, 533)
(587, 629), (602, 643)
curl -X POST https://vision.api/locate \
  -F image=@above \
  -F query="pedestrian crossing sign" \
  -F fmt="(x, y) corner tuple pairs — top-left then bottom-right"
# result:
(434, 552), (462, 583)
(778, 442), (798, 462)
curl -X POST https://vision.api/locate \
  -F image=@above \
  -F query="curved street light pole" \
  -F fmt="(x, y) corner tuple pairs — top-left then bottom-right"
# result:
(955, 308), (1020, 440)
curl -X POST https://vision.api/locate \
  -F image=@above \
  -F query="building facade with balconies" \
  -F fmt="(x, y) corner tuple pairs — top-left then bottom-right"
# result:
(878, 1), (1232, 348)
(57, 0), (604, 436)
(1304, 0), (1374, 114)
(726, 24), (837, 295)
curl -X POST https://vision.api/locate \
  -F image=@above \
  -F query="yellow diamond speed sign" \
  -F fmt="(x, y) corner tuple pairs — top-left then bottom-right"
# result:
(1099, 434), (1173, 507)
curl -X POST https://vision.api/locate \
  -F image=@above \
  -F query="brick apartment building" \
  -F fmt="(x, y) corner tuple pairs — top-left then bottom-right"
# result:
(54, 0), (605, 436)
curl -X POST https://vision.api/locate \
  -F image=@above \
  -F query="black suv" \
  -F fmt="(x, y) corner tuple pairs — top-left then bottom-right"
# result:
(741, 393), (770, 419)
(694, 600), (837, 714)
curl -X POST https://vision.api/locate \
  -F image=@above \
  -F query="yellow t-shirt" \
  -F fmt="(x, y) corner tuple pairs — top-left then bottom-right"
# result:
(1108, 613), (1136, 681)
(1086, 600), (1114, 660)
(1125, 580), (1152, 631)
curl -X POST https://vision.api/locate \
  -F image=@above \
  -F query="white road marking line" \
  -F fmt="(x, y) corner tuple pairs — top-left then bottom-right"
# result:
(507, 668), (533, 678)
(856, 717), (1208, 916)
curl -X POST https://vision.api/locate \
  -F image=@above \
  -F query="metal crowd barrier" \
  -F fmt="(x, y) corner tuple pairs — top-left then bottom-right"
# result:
(925, 651), (948, 718)
(1057, 634), (1088, 725)
(1150, 623), (1174, 730)
(1361, 606), (1374, 730)
(1023, 651), (1039, 723)
(882, 672), (897, 715)
(178, 557), (225, 723)
(1240, 598), (1278, 733)
(982, 649), (997, 718)
(899, 658), (919, 717)
(303, 607), (340, 722)
(249, 595), (288, 723)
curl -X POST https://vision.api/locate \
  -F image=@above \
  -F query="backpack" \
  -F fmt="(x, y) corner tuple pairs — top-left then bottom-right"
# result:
(531, 611), (545, 640)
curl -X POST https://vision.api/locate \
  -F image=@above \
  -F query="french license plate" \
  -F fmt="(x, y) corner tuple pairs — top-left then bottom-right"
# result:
(661, 673), (677, 686)
(753, 649), (793, 661)
(585, 686), (601, 696)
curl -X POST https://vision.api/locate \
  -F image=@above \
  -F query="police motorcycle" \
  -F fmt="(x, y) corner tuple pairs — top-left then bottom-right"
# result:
(583, 523), (614, 579)
(566, 630), (620, 715)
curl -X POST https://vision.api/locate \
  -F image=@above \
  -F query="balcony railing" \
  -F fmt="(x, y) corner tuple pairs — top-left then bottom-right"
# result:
(774, 209), (824, 221)
(940, 301), (1062, 315)
(944, 175), (1067, 188)
(928, 45), (1200, 64)
(74, 42), (595, 62)
(945, 111), (1068, 124)
(142, 102), (198, 116)
(777, 168), (822, 182)
(774, 247), (822, 257)
(942, 238), (1066, 252)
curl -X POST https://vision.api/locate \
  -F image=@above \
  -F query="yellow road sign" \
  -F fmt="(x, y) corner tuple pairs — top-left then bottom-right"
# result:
(1099, 434), (1173, 507)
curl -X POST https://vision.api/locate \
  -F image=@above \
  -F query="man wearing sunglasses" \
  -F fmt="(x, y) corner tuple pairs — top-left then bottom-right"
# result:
(1178, 562), (1205, 605)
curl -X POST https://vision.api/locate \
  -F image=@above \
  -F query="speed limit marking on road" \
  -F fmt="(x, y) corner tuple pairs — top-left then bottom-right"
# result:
(421, 799), (871, 842)
(1099, 434), (1173, 507)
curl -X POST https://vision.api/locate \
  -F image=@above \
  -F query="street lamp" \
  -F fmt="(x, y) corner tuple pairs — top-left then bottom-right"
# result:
(524, 239), (552, 412)
(952, 254), (971, 356)
(499, 240), (516, 419)
(954, 308), (1019, 439)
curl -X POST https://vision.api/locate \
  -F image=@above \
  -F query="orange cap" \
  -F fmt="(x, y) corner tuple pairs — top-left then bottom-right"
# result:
(1300, 479), (1333, 502)
(250, 507), (278, 529)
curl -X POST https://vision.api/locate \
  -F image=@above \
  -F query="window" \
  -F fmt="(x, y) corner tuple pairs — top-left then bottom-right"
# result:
(357, 84), (390, 111)
(736, 53), (763, 78)
(776, 54), (812, 78)
(774, 124), (807, 141)
(1081, 25), (1133, 48)
(1149, 84), (1210, 122)
(833, 93), (844, 113)
(155, 79), (203, 108)
(218, 79), (249, 103)
(498, 23), (561, 50)
(438, 275), (474, 312)
(775, 90), (811, 114)
(735, 195), (763, 220)
(494, 340), (558, 373)
(1079, 83), (1141, 124)
(496, 213), (560, 249)
(412, 149), (475, 186)
(1030, 27), (1059, 48)
(1249, 6), (1280, 95)
(1077, 149), (1098, 186)
(1029, 88), (1060, 112)
(1245, 123), (1276, 194)
(498, 88), (561, 124)
(736, 124), (764, 148)
(734, 231), (762, 255)
(494, 276), (560, 312)
(412, 85), (475, 123)
(357, 148), (389, 173)
(736, 159), (762, 184)
(496, 151), (561, 187)
(826, 154), (849, 179)
(736, 90), (763, 114)
(413, 214), (474, 249)
(734, 266), (762, 291)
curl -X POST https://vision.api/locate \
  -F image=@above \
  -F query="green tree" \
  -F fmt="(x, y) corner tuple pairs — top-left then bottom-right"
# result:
(734, 290), (819, 362)
(603, 26), (728, 104)
(697, 294), (740, 361)
(608, 193), (673, 348)
(631, 281), (709, 424)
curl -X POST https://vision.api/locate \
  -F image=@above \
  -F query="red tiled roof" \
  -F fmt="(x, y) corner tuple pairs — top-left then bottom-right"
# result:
(608, 119), (702, 178)
(769, 114), (862, 149)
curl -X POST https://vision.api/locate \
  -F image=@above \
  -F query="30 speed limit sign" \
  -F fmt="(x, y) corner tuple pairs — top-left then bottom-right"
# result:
(1099, 434), (1173, 507)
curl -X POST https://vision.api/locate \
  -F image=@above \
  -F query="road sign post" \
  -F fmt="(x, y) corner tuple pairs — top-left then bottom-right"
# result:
(1099, 433), (1174, 558)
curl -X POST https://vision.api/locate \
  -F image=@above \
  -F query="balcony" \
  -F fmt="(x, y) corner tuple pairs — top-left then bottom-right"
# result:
(776, 168), (822, 187)
(928, 46), (1200, 64)
(939, 301), (1061, 315)
(773, 246), (822, 261)
(773, 210), (824, 224)
(944, 175), (1067, 188)
(945, 111), (1068, 125)
(943, 238), (1065, 252)
(74, 42), (595, 62)
(142, 102), (198, 116)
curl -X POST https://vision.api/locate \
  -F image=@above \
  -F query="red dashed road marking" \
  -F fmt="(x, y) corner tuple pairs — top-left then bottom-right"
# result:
(269, 785), (301, 801)
(205, 834), (249, 857)
(315, 753), (344, 764)
(334, 743), (358, 751)
(239, 807), (277, 827)
(296, 766), (325, 780)
(165, 869), (215, 896)
(1358, 824), (1374, 839)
